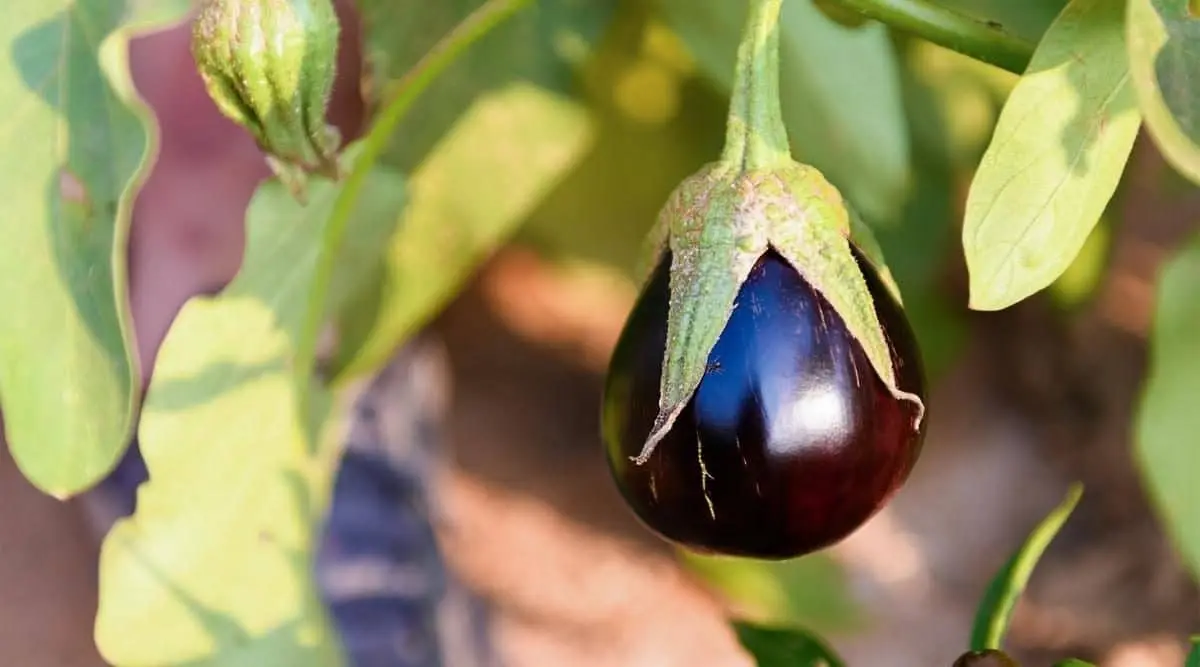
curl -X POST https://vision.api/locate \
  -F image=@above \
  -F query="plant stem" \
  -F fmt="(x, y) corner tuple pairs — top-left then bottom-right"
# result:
(295, 0), (532, 419)
(831, 0), (1035, 74)
(720, 0), (791, 172)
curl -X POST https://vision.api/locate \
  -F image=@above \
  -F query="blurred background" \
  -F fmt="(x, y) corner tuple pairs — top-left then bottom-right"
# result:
(1, 0), (1199, 665)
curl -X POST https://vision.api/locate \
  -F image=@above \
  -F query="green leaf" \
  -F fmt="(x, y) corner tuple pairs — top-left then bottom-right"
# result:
(95, 159), (406, 666)
(357, 0), (615, 171)
(1187, 636), (1199, 667)
(970, 484), (1083, 650)
(1127, 0), (1200, 184)
(0, 1), (189, 496)
(331, 81), (594, 381)
(1135, 237), (1200, 580)
(680, 552), (859, 633)
(656, 0), (910, 223)
(1053, 660), (1096, 667)
(734, 621), (846, 667)
(963, 0), (1141, 312)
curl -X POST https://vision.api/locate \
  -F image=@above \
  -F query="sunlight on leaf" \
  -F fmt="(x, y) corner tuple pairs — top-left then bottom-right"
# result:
(963, 0), (1140, 312)
(734, 621), (846, 667)
(1135, 237), (1200, 581)
(0, 0), (188, 496)
(95, 160), (405, 666)
(357, 0), (614, 171)
(1128, 0), (1200, 184)
(332, 82), (593, 381)
(656, 0), (910, 224)
(680, 552), (859, 633)
(971, 484), (1083, 650)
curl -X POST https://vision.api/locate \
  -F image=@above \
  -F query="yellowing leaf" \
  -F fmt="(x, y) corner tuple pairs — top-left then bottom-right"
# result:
(963, 0), (1140, 311)
(332, 82), (593, 381)
(96, 163), (406, 667)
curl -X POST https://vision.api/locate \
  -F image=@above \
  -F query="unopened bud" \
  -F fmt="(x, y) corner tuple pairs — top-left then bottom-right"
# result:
(192, 0), (342, 199)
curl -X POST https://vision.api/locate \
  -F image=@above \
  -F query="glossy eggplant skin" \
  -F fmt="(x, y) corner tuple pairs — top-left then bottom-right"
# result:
(601, 248), (927, 559)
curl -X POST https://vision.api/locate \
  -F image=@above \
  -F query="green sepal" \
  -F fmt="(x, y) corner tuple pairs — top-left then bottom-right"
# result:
(769, 165), (923, 421)
(192, 0), (343, 199)
(633, 163), (771, 464)
(847, 206), (903, 305)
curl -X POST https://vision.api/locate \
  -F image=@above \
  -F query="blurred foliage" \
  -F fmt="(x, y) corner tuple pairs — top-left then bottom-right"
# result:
(519, 4), (728, 278)
(680, 552), (860, 634)
(356, 0), (616, 170)
(1049, 215), (1113, 309)
(1136, 235), (1200, 580)
(333, 82), (594, 380)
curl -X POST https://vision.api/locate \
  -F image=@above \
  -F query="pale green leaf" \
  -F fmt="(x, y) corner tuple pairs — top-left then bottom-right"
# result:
(332, 82), (594, 381)
(963, 0), (1140, 312)
(95, 161), (406, 667)
(0, 1), (188, 496)
(734, 621), (846, 667)
(1135, 237), (1200, 580)
(1127, 0), (1200, 184)
(971, 484), (1083, 650)
(656, 0), (910, 223)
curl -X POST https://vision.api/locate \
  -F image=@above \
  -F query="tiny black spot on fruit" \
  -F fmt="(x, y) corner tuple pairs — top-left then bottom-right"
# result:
(952, 649), (1020, 667)
(601, 248), (927, 559)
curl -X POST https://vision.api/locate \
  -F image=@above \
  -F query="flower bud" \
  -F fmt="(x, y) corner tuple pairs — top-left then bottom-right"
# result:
(192, 0), (342, 197)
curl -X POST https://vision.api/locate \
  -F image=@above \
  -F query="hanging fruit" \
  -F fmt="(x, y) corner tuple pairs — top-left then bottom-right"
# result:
(600, 0), (928, 560)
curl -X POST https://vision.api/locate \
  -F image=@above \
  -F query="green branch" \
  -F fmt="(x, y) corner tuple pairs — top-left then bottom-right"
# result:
(720, 0), (791, 171)
(294, 0), (533, 417)
(830, 0), (1036, 74)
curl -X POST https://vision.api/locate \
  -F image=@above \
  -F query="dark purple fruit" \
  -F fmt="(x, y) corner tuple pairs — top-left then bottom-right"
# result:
(952, 649), (1020, 667)
(601, 247), (927, 559)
